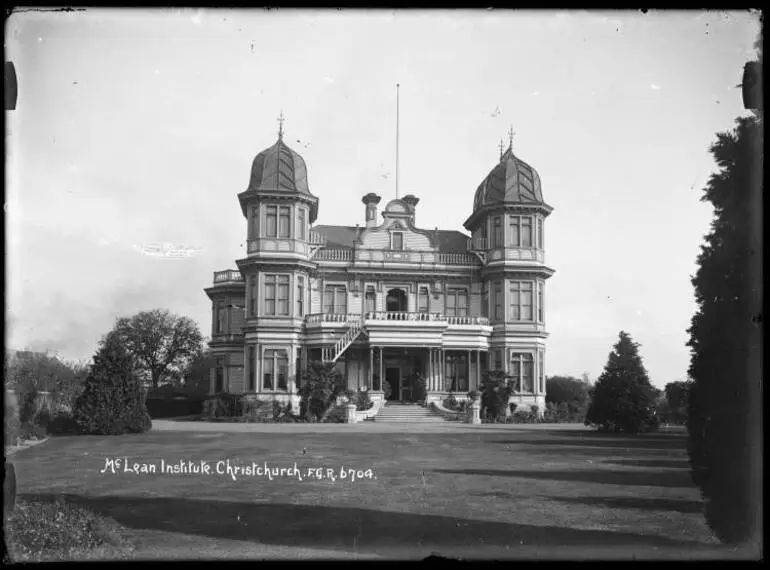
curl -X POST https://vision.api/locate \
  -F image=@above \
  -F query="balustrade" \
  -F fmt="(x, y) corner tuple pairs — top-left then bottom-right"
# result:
(213, 270), (244, 284)
(305, 313), (360, 324)
(313, 248), (354, 261)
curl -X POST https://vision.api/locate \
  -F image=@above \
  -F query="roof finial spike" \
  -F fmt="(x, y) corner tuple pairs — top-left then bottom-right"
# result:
(277, 110), (285, 140)
(498, 138), (505, 161)
(508, 125), (516, 151)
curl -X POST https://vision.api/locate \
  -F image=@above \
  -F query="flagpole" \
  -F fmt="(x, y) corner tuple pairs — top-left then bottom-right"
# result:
(396, 83), (400, 200)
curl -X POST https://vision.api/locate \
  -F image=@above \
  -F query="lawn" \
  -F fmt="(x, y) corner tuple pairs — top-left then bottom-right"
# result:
(7, 426), (745, 560)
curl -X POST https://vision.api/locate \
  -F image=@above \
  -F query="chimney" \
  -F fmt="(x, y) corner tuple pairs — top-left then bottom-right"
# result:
(402, 194), (419, 224)
(362, 193), (382, 228)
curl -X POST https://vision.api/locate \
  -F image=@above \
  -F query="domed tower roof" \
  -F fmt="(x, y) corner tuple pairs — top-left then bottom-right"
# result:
(247, 136), (314, 196)
(473, 147), (544, 211)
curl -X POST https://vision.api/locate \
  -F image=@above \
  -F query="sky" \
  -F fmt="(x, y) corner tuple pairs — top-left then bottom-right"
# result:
(5, 9), (760, 388)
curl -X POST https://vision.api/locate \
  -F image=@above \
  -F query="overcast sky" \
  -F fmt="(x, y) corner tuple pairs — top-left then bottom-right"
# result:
(5, 9), (760, 387)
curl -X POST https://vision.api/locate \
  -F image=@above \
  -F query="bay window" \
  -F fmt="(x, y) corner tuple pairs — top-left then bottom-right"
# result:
(494, 282), (503, 321)
(278, 206), (290, 238)
(264, 274), (290, 316)
(538, 281), (543, 323)
(263, 349), (289, 391)
(365, 287), (376, 313)
(298, 208), (306, 241)
(492, 216), (503, 248)
(509, 215), (533, 247)
(510, 281), (534, 321)
(249, 276), (258, 317)
(297, 276), (304, 317)
(265, 206), (277, 237)
(511, 353), (534, 393)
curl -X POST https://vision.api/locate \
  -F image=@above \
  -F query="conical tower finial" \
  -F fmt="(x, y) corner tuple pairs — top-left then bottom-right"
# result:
(498, 138), (505, 161)
(508, 125), (516, 150)
(277, 110), (285, 139)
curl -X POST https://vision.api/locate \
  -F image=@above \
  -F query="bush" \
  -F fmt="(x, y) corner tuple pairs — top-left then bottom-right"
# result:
(18, 382), (39, 426)
(381, 379), (392, 400)
(5, 392), (21, 446)
(72, 336), (152, 435)
(48, 411), (80, 435)
(299, 361), (345, 422)
(5, 498), (133, 561)
(202, 393), (242, 418)
(353, 390), (372, 412)
(467, 390), (480, 402)
(480, 370), (513, 422)
(411, 374), (427, 403)
(443, 394), (460, 411)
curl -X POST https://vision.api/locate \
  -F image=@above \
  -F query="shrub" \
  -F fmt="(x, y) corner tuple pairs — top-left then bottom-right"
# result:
(5, 498), (133, 561)
(411, 373), (427, 403)
(18, 381), (39, 426)
(73, 336), (152, 435)
(480, 370), (513, 422)
(299, 361), (345, 422)
(509, 402), (518, 415)
(381, 379), (392, 400)
(5, 392), (21, 446)
(48, 411), (80, 435)
(353, 390), (372, 412)
(443, 395), (460, 411)
(467, 389), (480, 402)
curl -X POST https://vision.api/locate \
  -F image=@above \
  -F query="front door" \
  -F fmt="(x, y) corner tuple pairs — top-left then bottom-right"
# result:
(385, 367), (400, 401)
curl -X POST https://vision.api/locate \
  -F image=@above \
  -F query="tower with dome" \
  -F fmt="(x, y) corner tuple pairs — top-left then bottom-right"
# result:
(204, 118), (554, 419)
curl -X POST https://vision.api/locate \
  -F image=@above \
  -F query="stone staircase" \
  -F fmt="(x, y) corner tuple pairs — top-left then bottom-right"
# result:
(374, 402), (449, 424)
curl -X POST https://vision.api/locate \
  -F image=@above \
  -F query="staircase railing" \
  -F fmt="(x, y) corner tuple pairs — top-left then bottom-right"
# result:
(322, 316), (365, 363)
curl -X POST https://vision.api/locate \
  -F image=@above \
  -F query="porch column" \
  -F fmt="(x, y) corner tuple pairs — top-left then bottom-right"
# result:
(432, 348), (437, 391)
(467, 349), (471, 392)
(440, 349), (445, 392)
(379, 346), (384, 391)
(369, 346), (374, 390)
(475, 349), (481, 391)
(244, 346), (251, 393)
(430, 348), (435, 391)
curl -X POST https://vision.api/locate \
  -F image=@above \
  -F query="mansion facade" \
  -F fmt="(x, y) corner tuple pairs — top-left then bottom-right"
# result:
(204, 128), (554, 413)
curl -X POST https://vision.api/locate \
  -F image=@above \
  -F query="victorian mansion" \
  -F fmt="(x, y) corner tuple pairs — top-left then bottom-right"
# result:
(204, 124), (554, 414)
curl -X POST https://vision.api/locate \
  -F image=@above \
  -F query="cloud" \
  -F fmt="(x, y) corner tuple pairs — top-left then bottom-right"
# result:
(650, 84), (661, 90)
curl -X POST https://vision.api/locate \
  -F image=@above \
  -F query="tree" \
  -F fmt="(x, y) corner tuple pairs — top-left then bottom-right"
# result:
(479, 369), (513, 421)
(298, 361), (345, 421)
(105, 309), (205, 389)
(546, 375), (591, 405)
(585, 331), (659, 434)
(73, 335), (152, 435)
(662, 380), (692, 424)
(686, 93), (763, 544)
(180, 349), (214, 397)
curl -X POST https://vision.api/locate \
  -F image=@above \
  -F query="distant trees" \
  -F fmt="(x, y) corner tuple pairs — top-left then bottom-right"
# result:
(104, 309), (205, 389)
(73, 335), (151, 435)
(585, 331), (659, 434)
(545, 375), (591, 422)
(686, 110), (763, 544)
(656, 380), (692, 425)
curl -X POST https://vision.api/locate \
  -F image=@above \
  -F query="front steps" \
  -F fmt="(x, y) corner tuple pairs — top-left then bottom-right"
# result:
(374, 402), (449, 424)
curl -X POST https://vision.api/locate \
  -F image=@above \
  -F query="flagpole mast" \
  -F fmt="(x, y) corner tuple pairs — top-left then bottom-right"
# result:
(396, 83), (400, 199)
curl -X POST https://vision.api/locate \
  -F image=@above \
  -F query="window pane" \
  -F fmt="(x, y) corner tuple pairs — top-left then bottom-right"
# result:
(335, 288), (347, 314)
(298, 210), (306, 240)
(324, 288), (334, 313)
(522, 284), (533, 320)
(365, 289), (375, 313)
(510, 217), (520, 247)
(266, 207), (277, 237)
(446, 293), (456, 317)
(537, 218), (543, 249)
(278, 354), (288, 390)
(279, 207), (290, 238)
(419, 288), (429, 312)
(538, 282), (543, 322)
(522, 218), (532, 247)
(458, 291), (467, 316)
(393, 233), (403, 249)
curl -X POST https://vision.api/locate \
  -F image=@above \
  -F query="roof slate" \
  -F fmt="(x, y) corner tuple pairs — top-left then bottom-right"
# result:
(312, 225), (470, 252)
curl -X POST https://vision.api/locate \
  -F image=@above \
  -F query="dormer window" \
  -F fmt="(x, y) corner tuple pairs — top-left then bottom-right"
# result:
(391, 232), (404, 250)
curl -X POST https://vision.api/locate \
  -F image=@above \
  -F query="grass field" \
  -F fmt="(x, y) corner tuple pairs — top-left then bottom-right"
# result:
(7, 425), (746, 560)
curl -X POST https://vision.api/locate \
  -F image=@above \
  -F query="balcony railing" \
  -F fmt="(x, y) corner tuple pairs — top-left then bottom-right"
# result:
(313, 248), (354, 261)
(437, 252), (478, 265)
(304, 312), (491, 326)
(213, 270), (244, 284)
(468, 237), (488, 251)
(365, 311), (443, 322)
(447, 315), (490, 326)
(309, 230), (327, 246)
(305, 313), (360, 324)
